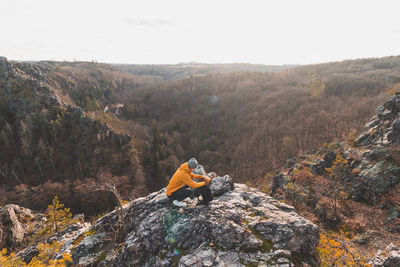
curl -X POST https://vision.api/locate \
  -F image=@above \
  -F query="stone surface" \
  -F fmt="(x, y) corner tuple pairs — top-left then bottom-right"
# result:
(356, 94), (400, 146)
(370, 243), (400, 267)
(69, 176), (319, 266)
(209, 175), (235, 196)
(383, 251), (400, 267)
(310, 159), (329, 175)
(0, 204), (32, 249)
(271, 173), (289, 194)
(323, 150), (336, 165)
(72, 232), (106, 265)
(349, 161), (400, 202)
(16, 245), (38, 264)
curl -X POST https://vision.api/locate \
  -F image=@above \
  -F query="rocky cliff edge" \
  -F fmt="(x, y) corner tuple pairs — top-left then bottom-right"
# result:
(66, 176), (319, 266)
(4, 176), (320, 266)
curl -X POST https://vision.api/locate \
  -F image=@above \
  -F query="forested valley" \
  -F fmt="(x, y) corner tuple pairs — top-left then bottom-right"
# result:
(1, 56), (400, 216)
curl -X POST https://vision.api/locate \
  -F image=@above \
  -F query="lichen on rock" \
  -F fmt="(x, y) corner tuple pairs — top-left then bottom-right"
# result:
(70, 176), (319, 266)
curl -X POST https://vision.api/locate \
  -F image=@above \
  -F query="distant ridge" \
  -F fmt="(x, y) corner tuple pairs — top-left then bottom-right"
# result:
(115, 62), (298, 81)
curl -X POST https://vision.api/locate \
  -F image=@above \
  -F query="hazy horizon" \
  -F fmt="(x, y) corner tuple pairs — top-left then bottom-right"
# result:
(1, 0), (400, 65)
(4, 55), (400, 67)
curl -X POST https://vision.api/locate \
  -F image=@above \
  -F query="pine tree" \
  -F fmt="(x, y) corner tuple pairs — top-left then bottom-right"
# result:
(34, 196), (76, 240)
(47, 196), (73, 232)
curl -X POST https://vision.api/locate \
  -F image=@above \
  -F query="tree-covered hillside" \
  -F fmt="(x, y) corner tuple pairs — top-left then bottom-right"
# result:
(116, 62), (297, 81)
(122, 56), (400, 183)
(1, 55), (400, 216)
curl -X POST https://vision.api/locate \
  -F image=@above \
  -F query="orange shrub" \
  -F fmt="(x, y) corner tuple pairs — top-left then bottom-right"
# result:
(317, 230), (371, 267)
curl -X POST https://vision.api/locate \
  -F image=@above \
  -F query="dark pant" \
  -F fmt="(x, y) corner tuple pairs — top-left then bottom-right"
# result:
(169, 185), (213, 203)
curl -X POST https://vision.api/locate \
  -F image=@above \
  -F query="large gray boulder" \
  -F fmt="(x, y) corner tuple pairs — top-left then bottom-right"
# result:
(349, 161), (400, 202)
(72, 176), (320, 266)
(209, 175), (234, 196)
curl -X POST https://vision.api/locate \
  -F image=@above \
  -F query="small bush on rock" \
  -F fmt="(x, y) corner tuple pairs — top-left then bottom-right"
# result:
(0, 241), (72, 266)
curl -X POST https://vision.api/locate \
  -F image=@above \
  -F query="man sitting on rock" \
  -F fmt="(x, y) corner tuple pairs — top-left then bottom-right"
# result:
(166, 158), (213, 207)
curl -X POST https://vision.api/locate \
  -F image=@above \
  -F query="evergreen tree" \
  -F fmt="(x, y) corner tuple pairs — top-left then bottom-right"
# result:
(36, 196), (76, 238)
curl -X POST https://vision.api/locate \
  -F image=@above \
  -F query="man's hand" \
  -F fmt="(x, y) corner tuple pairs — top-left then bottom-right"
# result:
(203, 176), (211, 185)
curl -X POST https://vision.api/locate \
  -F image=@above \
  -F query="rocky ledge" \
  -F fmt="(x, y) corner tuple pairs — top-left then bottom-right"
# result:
(356, 92), (400, 146)
(370, 243), (400, 267)
(69, 176), (319, 266)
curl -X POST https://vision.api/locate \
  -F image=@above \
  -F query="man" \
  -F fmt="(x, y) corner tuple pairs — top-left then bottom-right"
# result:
(166, 158), (213, 207)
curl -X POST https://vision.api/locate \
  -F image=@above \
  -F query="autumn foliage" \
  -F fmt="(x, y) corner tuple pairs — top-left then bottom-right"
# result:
(0, 240), (71, 266)
(2, 55), (400, 216)
(318, 230), (371, 266)
(31, 196), (77, 243)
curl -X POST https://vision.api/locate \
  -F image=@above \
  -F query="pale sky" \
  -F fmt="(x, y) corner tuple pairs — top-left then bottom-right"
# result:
(1, 0), (400, 65)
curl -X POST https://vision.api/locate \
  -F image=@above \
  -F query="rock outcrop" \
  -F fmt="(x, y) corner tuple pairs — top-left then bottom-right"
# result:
(356, 92), (400, 146)
(67, 176), (319, 266)
(370, 243), (400, 267)
(15, 217), (91, 264)
(269, 93), (400, 265)
(347, 93), (400, 202)
(273, 94), (400, 204)
(0, 204), (32, 249)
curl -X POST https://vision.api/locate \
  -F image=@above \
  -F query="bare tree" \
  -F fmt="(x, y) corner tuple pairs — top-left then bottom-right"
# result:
(91, 170), (134, 242)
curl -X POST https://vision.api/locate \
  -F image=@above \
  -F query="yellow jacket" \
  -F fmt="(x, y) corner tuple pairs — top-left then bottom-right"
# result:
(166, 162), (205, 196)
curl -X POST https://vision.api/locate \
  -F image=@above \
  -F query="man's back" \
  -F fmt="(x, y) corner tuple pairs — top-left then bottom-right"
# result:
(166, 162), (205, 196)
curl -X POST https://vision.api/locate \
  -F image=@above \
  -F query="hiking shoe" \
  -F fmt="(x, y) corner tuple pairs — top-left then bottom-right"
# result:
(172, 200), (187, 207)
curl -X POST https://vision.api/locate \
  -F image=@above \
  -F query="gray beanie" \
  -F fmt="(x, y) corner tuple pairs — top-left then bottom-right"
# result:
(188, 157), (198, 169)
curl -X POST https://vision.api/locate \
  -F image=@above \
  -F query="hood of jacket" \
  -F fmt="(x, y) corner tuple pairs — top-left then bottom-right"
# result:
(179, 162), (191, 173)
